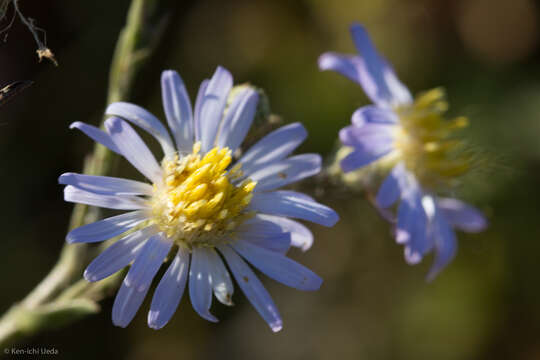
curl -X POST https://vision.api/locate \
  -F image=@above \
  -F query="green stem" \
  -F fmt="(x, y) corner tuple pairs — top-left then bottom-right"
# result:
(0, 0), (167, 347)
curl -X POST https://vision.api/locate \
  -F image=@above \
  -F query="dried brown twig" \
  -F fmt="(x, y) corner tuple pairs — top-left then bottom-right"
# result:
(0, 0), (58, 66)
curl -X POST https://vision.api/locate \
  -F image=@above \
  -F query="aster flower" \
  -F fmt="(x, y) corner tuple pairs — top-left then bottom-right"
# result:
(319, 24), (486, 280)
(60, 66), (338, 331)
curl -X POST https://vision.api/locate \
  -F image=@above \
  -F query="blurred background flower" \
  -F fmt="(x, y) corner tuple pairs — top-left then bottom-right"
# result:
(0, 0), (539, 359)
(319, 24), (487, 280)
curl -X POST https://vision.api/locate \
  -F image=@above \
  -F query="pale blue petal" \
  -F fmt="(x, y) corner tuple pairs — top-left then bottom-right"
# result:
(193, 79), (209, 141)
(124, 233), (172, 292)
(237, 217), (292, 252)
(248, 191), (339, 227)
(59, 173), (153, 196)
(189, 248), (218, 322)
(237, 217), (291, 253)
(396, 192), (430, 264)
(256, 214), (314, 251)
(206, 248), (234, 306)
(238, 232), (291, 254)
(395, 190), (420, 245)
(250, 154), (321, 192)
(66, 210), (148, 244)
(238, 214), (285, 234)
(350, 23), (412, 107)
(105, 117), (163, 184)
(112, 278), (149, 328)
(148, 247), (190, 329)
(351, 105), (398, 127)
(339, 123), (394, 172)
(318, 52), (364, 84)
(426, 212), (457, 281)
(239, 123), (307, 175)
(340, 148), (391, 173)
(217, 88), (259, 153)
(274, 190), (315, 202)
(376, 164), (406, 209)
(437, 198), (487, 233)
(84, 226), (157, 281)
(339, 123), (395, 172)
(112, 233), (171, 327)
(64, 185), (148, 210)
(198, 66), (233, 153)
(231, 240), (322, 291)
(161, 70), (194, 152)
(395, 198), (415, 246)
(339, 123), (395, 149)
(218, 245), (282, 332)
(106, 102), (175, 157)
(393, 167), (421, 244)
(69, 122), (121, 154)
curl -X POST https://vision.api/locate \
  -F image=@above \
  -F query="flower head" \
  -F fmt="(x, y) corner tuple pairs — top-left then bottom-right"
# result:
(60, 67), (338, 330)
(319, 24), (486, 279)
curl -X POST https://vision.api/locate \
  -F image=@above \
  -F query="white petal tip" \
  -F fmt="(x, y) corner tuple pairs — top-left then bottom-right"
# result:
(198, 311), (219, 323)
(270, 322), (283, 333)
(104, 102), (125, 115)
(404, 249), (422, 265)
(300, 243), (312, 252)
(395, 230), (409, 244)
(161, 69), (176, 77)
(112, 318), (129, 328)
(69, 122), (83, 129)
(83, 270), (97, 282)
(147, 312), (166, 330)
(317, 53), (334, 71)
(217, 297), (234, 306)
(215, 65), (231, 76)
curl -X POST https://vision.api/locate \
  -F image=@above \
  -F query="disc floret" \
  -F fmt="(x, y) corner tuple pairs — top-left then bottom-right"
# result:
(150, 142), (256, 247)
(393, 88), (471, 189)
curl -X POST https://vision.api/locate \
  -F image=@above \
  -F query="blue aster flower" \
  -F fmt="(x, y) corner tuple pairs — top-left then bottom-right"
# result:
(60, 66), (339, 331)
(319, 24), (486, 280)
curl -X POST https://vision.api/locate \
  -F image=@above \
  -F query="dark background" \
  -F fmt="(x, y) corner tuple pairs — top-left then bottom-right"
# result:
(0, 0), (539, 359)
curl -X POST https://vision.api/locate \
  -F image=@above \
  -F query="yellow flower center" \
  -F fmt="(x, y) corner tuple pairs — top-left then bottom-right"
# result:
(150, 142), (256, 248)
(393, 88), (472, 189)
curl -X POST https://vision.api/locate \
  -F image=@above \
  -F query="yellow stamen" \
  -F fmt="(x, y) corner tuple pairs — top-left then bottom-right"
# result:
(150, 142), (256, 248)
(394, 88), (472, 189)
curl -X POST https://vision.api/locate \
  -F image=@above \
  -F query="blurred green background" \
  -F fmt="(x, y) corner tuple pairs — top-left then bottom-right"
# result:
(1, 0), (539, 358)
